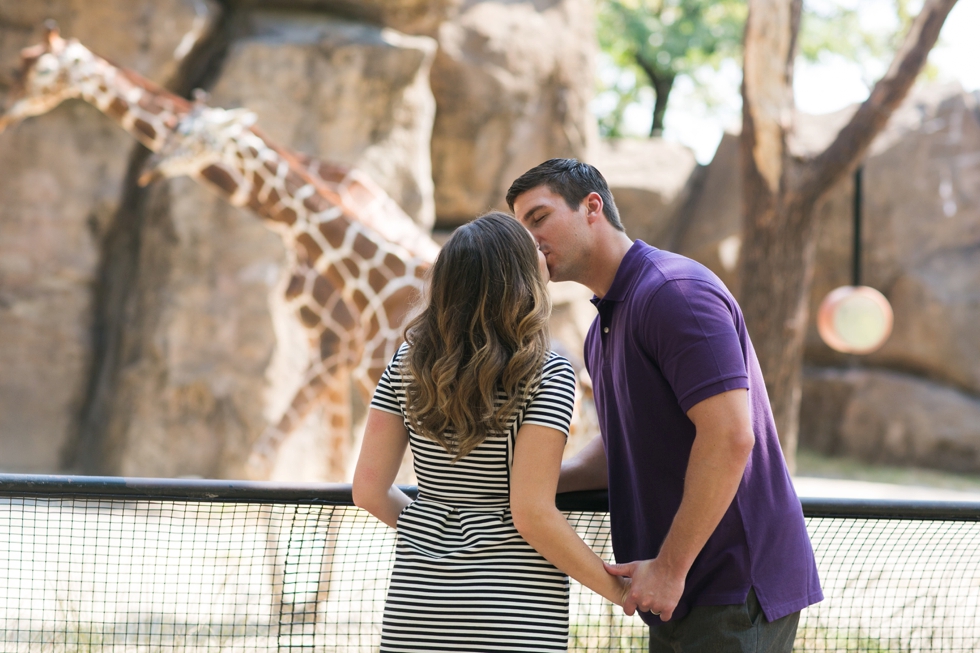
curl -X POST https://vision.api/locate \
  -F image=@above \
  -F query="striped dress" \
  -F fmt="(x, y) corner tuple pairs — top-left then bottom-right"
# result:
(370, 343), (577, 652)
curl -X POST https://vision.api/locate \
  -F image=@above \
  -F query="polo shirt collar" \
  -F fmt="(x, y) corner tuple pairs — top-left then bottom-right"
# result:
(591, 239), (651, 306)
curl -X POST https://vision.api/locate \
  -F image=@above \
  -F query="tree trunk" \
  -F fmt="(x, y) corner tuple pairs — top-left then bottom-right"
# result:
(739, 0), (803, 470)
(636, 55), (674, 137)
(737, 180), (818, 470)
(739, 0), (959, 472)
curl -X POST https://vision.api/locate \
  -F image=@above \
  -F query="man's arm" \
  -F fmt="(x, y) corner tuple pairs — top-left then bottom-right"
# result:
(605, 388), (754, 620)
(557, 434), (608, 493)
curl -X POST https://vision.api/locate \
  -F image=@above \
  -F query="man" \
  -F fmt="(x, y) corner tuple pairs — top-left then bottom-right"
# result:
(507, 159), (822, 652)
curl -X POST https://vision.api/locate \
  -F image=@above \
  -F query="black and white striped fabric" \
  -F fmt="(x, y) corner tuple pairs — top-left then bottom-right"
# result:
(370, 343), (577, 652)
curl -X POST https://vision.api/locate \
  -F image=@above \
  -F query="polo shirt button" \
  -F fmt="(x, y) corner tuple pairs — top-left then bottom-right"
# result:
(603, 327), (609, 333)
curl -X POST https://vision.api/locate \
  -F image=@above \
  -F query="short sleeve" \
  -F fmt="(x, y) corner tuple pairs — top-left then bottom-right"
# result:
(521, 354), (577, 437)
(645, 279), (749, 413)
(369, 343), (408, 417)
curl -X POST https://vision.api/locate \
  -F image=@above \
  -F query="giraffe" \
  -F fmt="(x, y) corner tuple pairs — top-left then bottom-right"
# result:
(0, 23), (440, 481)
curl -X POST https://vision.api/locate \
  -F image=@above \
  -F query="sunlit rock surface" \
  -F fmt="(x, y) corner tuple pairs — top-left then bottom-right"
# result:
(430, 0), (596, 227)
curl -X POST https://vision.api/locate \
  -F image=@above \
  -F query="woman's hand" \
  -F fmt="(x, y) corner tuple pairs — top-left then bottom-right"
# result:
(604, 558), (685, 620)
(613, 574), (633, 611)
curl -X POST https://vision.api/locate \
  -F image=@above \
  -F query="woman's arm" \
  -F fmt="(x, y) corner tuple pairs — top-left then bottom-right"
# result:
(352, 408), (412, 528)
(511, 423), (629, 606)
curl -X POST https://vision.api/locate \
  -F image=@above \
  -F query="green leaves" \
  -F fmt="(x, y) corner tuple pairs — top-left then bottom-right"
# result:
(595, 0), (923, 138)
(596, 0), (745, 135)
(599, 0), (745, 78)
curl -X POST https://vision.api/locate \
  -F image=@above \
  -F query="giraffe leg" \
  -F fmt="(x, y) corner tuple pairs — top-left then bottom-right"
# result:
(244, 360), (353, 481)
(320, 368), (353, 482)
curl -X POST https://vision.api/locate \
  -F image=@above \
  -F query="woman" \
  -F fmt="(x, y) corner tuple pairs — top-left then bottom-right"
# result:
(353, 212), (627, 652)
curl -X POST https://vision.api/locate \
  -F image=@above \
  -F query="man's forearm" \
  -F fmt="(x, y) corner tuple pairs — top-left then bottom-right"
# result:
(657, 423), (753, 579)
(557, 434), (608, 493)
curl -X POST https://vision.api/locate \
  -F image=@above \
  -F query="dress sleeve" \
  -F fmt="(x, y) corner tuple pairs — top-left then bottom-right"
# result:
(521, 354), (577, 437)
(644, 278), (749, 413)
(369, 344), (408, 417)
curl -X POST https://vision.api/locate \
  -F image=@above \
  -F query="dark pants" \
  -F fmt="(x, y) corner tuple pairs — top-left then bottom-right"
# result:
(648, 589), (800, 653)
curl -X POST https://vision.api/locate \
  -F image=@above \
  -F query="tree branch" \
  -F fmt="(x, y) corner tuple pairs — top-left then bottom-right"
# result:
(800, 0), (958, 201)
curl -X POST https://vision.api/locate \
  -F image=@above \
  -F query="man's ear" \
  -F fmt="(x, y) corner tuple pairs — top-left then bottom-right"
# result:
(584, 192), (604, 224)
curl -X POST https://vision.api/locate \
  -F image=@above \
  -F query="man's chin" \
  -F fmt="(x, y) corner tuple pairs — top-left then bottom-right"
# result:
(548, 266), (569, 283)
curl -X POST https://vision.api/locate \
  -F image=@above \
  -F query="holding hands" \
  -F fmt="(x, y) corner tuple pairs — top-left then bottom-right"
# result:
(604, 557), (686, 621)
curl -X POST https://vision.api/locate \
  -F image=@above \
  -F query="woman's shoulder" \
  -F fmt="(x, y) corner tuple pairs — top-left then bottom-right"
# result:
(542, 350), (576, 379)
(385, 342), (411, 377)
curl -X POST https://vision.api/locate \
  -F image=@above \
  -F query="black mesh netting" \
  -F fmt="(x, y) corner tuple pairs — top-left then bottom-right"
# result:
(1, 489), (978, 652)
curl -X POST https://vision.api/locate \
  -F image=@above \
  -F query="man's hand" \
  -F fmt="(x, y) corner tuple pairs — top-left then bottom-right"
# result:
(604, 558), (685, 620)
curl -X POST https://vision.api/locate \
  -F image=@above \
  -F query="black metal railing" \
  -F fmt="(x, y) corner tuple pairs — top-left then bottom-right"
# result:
(1, 473), (979, 652)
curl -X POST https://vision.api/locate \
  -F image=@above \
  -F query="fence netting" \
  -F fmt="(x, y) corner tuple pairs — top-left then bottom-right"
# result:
(1, 491), (979, 652)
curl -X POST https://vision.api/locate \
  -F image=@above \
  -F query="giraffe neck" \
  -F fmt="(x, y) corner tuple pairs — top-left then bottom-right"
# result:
(197, 128), (419, 276)
(58, 40), (190, 151)
(145, 103), (436, 269)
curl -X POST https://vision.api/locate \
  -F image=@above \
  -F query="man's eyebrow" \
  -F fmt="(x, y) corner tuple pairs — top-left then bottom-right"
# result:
(520, 205), (546, 224)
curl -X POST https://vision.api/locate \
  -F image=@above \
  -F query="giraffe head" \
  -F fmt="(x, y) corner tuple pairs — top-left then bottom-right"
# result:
(0, 22), (91, 133)
(138, 90), (259, 194)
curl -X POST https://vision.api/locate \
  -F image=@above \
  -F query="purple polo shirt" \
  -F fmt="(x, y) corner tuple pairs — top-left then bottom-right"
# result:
(585, 241), (822, 626)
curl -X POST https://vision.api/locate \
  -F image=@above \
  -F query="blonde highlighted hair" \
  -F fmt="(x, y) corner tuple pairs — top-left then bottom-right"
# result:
(402, 212), (551, 461)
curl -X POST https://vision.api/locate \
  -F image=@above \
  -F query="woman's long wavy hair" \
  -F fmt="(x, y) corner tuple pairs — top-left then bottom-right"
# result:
(402, 212), (551, 461)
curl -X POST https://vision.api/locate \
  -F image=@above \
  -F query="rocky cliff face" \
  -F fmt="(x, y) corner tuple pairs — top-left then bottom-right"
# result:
(0, 0), (224, 473)
(430, 0), (596, 227)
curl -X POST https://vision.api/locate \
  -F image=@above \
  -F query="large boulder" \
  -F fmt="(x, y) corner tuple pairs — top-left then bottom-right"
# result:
(430, 0), (596, 227)
(213, 13), (437, 227)
(804, 87), (980, 398)
(0, 1), (222, 473)
(586, 137), (699, 248)
(801, 368), (980, 473)
(0, 103), (131, 473)
(84, 177), (287, 479)
(86, 12), (438, 479)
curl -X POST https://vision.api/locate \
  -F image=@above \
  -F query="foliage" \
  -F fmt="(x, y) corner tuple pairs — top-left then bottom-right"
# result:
(595, 0), (925, 139)
(798, 0), (937, 85)
(596, 0), (745, 137)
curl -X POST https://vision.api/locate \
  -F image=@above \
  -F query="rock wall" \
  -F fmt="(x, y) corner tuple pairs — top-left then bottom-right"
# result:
(0, 0), (223, 473)
(430, 0), (596, 227)
(6, 0), (976, 479)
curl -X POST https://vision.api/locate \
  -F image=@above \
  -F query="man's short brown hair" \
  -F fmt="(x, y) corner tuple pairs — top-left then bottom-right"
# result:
(506, 158), (624, 232)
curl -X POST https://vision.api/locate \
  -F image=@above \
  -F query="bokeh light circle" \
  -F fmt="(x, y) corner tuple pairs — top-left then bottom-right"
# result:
(817, 286), (894, 355)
